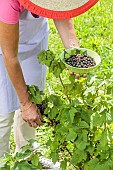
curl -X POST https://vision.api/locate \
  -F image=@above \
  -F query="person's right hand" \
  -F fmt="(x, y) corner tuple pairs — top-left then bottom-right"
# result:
(21, 101), (43, 128)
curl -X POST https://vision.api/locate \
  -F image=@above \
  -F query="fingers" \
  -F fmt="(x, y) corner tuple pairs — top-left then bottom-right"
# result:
(33, 107), (43, 125)
(21, 103), (44, 128)
(28, 112), (43, 128)
(23, 114), (43, 128)
(36, 107), (43, 122)
(28, 121), (38, 128)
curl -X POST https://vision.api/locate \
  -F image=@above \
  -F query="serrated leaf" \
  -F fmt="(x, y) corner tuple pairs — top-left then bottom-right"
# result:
(86, 158), (99, 170)
(84, 86), (96, 96)
(0, 165), (10, 170)
(14, 161), (32, 170)
(75, 139), (87, 150)
(69, 75), (75, 83)
(60, 159), (67, 170)
(79, 121), (89, 129)
(94, 129), (103, 141)
(53, 67), (62, 77)
(83, 50), (88, 56)
(59, 61), (65, 71)
(31, 155), (39, 166)
(100, 129), (108, 148)
(69, 107), (77, 123)
(51, 152), (58, 164)
(66, 128), (77, 141)
(70, 49), (76, 55)
(21, 145), (31, 152)
(49, 107), (58, 119)
(71, 150), (87, 165)
(91, 112), (106, 127)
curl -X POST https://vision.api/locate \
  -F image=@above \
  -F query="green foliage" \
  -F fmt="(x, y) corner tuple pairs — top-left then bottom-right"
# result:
(0, 141), (43, 170)
(3, 0), (113, 169)
(15, 46), (113, 169)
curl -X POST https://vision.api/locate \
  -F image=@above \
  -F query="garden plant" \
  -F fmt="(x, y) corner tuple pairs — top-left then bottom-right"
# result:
(0, 0), (113, 169)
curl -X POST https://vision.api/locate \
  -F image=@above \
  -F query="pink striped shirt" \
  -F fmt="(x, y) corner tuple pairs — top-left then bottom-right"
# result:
(0, 0), (24, 24)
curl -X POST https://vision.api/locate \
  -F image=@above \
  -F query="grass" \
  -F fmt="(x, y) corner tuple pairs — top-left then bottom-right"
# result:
(47, 0), (113, 106)
(10, 0), (113, 169)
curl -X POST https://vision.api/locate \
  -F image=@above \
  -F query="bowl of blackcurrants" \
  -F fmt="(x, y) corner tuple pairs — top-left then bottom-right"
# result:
(60, 48), (101, 74)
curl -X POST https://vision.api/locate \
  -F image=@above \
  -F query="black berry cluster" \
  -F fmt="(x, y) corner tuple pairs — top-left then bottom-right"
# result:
(37, 104), (45, 114)
(65, 54), (96, 68)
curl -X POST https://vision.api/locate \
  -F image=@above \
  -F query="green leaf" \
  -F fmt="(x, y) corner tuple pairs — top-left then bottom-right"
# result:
(66, 128), (77, 141)
(51, 152), (58, 164)
(31, 155), (39, 166)
(0, 165), (10, 170)
(64, 50), (70, 59)
(21, 145), (31, 152)
(99, 129), (108, 148)
(94, 129), (103, 141)
(76, 49), (81, 54)
(49, 95), (62, 106)
(69, 75), (75, 84)
(14, 161), (32, 170)
(75, 130), (89, 150)
(49, 107), (58, 119)
(70, 49), (76, 55)
(59, 61), (65, 71)
(84, 158), (99, 170)
(83, 50), (88, 56)
(75, 139), (87, 150)
(79, 121), (89, 129)
(53, 67), (62, 77)
(69, 107), (77, 123)
(87, 146), (94, 154)
(91, 112), (106, 127)
(71, 150), (87, 165)
(84, 86), (96, 96)
(60, 159), (67, 170)
(35, 93), (42, 103)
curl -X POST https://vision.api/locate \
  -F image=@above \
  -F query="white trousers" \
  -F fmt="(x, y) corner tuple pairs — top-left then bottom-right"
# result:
(0, 110), (35, 157)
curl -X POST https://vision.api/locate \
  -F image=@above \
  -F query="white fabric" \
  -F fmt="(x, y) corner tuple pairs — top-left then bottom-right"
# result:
(0, 10), (49, 114)
(0, 10), (49, 157)
(14, 109), (35, 153)
(0, 112), (14, 157)
(0, 110), (35, 157)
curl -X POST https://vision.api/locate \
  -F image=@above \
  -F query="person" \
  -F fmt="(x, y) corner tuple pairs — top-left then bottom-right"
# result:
(0, 0), (98, 168)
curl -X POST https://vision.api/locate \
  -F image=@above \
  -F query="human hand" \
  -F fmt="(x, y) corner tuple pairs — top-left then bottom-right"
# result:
(21, 101), (43, 128)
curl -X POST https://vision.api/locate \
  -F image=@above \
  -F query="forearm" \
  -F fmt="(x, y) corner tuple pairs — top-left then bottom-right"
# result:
(54, 19), (79, 49)
(3, 54), (28, 102)
(0, 22), (28, 103)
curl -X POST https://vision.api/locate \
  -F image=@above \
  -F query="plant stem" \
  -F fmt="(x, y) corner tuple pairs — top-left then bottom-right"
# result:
(59, 75), (71, 103)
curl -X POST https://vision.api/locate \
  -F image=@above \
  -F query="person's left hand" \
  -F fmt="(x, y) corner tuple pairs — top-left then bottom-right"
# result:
(21, 101), (43, 128)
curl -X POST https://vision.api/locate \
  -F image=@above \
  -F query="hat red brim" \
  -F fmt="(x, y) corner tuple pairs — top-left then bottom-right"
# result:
(18, 0), (99, 19)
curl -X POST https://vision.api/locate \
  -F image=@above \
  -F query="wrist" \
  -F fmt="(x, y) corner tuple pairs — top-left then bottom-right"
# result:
(69, 39), (79, 49)
(21, 102), (32, 112)
(19, 91), (30, 106)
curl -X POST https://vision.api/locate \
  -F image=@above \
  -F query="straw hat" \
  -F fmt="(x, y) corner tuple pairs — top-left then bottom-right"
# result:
(18, 0), (99, 19)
